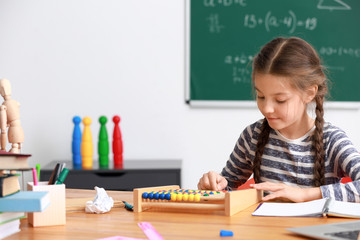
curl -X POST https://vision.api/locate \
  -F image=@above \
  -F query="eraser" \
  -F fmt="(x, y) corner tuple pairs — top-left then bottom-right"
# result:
(220, 230), (233, 237)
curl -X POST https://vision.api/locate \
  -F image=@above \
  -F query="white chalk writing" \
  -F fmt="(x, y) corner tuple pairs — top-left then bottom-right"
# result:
(320, 46), (360, 58)
(244, 11), (317, 34)
(207, 14), (225, 33)
(203, 0), (247, 7)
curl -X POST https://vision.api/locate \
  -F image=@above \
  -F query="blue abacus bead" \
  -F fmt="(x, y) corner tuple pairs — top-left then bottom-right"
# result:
(142, 192), (149, 199)
(165, 193), (171, 200)
(159, 193), (165, 199)
(148, 192), (154, 199)
(154, 192), (160, 200)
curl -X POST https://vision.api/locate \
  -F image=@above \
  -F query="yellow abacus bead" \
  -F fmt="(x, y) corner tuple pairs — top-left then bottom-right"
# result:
(189, 194), (195, 202)
(194, 194), (201, 202)
(183, 193), (189, 201)
(177, 193), (183, 201)
(171, 193), (177, 201)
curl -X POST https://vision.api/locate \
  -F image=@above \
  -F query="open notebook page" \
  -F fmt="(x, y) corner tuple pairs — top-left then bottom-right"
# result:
(252, 198), (328, 217)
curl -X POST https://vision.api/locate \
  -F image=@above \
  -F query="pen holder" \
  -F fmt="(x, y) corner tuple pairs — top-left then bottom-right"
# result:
(27, 181), (66, 227)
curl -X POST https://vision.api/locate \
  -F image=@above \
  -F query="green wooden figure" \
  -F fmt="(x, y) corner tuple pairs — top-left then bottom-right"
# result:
(98, 116), (109, 168)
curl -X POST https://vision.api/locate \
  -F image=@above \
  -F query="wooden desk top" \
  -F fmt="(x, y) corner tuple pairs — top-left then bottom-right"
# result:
(7, 189), (356, 240)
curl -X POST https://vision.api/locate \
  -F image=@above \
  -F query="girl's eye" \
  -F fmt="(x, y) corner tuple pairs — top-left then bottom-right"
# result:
(257, 96), (265, 100)
(276, 99), (286, 103)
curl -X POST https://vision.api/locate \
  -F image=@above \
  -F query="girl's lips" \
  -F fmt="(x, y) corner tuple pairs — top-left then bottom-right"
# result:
(267, 117), (279, 121)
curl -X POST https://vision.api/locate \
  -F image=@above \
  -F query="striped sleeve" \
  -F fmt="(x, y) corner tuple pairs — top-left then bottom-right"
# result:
(320, 127), (360, 202)
(220, 122), (259, 189)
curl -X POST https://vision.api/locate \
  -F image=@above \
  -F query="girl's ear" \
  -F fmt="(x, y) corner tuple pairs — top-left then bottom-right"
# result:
(304, 85), (318, 103)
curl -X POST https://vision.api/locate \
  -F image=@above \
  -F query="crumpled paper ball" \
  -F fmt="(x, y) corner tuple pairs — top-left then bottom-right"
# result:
(85, 186), (114, 214)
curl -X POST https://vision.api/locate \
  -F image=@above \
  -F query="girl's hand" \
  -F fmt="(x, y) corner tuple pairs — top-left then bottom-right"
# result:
(197, 171), (228, 191)
(250, 181), (322, 203)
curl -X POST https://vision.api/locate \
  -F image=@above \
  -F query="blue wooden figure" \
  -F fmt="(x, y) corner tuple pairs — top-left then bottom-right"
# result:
(72, 116), (82, 168)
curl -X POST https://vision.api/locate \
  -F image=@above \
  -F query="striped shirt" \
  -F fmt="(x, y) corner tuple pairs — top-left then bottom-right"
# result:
(221, 119), (360, 202)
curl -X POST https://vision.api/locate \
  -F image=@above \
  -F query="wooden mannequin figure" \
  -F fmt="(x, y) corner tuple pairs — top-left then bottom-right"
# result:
(0, 79), (24, 153)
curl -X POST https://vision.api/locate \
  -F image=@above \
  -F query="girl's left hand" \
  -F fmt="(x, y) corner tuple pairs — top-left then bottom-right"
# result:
(250, 181), (322, 203)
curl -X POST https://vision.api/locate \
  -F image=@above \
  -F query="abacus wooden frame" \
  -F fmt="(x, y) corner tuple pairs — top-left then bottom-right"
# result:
(133, 185), (262, 216)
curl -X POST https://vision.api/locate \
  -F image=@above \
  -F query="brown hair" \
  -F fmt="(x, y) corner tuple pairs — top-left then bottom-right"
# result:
(251, 37), (328, 187)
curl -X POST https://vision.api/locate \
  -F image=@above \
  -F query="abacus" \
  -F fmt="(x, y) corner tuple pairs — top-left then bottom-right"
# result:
(133, 185), (262, 216)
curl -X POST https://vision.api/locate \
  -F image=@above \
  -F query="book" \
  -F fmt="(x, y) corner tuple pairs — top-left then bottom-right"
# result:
(0, 150), (32, 170)
(0, 174), (20, 197)
(0, 219), (21, 239)
(0, 212), (25, 224)
(0, 191), (50, 212)
(252, 198), (360, 218)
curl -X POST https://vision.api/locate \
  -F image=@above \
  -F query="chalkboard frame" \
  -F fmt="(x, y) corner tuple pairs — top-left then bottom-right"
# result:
(185, 0), (360, 109)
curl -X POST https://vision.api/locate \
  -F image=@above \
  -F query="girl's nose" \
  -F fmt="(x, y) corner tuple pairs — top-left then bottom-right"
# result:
(262, 100), (274, 114)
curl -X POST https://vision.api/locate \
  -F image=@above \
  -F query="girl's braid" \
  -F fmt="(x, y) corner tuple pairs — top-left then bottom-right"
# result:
(253, 119), (271, 183)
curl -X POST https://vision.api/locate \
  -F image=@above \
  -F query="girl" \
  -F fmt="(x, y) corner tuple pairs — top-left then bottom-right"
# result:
(197, 37), (360, 203)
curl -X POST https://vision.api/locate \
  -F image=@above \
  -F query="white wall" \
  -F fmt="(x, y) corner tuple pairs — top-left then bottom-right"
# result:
(1, 0), (359, 189)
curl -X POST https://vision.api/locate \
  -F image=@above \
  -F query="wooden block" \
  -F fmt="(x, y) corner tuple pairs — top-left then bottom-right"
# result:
(27, 182), (66, 227)
(224, 188), (262, 216)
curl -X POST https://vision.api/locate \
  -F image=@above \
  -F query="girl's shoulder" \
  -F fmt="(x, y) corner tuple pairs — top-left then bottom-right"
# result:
(241, 119), (265, 138)
(323, 122), (348, 139)
(323, 122), (346, 134)
(249, 118), (264, 130)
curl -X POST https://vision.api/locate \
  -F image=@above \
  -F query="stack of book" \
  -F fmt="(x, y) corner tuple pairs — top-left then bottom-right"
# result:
(0, 151), (50, 239)
(0, 174), (23, 239)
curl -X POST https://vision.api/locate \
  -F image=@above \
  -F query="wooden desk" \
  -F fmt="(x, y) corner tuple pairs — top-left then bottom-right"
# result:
(8, 189), (355, 240)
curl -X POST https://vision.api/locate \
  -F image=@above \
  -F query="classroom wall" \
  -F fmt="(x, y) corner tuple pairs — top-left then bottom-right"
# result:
(1, 0), (360, 189)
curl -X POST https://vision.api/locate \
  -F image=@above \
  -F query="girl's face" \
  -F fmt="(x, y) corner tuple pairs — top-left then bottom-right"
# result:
(254, 73), (313, 139)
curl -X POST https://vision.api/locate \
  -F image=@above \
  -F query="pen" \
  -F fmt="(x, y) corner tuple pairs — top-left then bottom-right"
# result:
(36, 164), (40, 181)
(59, 163), (66, 173)
(122, 201), (134, 211)
(48, 163), (60, 185)
(55, 168), (69, 185)
(32, 168), (38, 186)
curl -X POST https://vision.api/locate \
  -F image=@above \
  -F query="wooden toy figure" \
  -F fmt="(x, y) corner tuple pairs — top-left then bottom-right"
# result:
(98, 116), (109, 168)
(81, 116), (93, 169)
(112, 115), (123, 169)
(72, 116), (82, 168)
(0, 79), (24, 153)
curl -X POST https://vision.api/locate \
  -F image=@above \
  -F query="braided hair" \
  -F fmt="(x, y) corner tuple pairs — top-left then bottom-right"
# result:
(252, 37), (328, 186)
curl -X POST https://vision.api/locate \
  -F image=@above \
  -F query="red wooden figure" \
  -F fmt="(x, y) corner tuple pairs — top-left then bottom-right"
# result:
(112, 115), (123, 169)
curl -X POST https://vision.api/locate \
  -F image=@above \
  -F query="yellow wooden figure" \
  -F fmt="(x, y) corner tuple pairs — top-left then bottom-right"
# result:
(81, 116), (93, 169)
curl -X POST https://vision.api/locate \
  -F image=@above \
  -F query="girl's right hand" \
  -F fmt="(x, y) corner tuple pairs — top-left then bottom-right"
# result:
(197, 171), (228, 191)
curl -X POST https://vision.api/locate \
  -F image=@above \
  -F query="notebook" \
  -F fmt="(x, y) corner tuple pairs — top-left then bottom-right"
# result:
(287, 220), (360, 240)
(252, 198), (360, 218)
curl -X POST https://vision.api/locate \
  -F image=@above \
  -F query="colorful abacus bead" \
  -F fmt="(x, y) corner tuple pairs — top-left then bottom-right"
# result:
(194, 194), (201, 202)
(183, 193), (189, 201)
(189, 194), (195, 202)
(177, 193), (183, 201)
(142, 192), (148, 199)
(154, 192), (160, 200)
(171, 193), (177, 201)
(148, 192), (154, 199)
(165, 193), (171, 200)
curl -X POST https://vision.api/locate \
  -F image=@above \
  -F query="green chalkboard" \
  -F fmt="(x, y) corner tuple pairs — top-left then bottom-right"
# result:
(188, 0), (360, 103)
